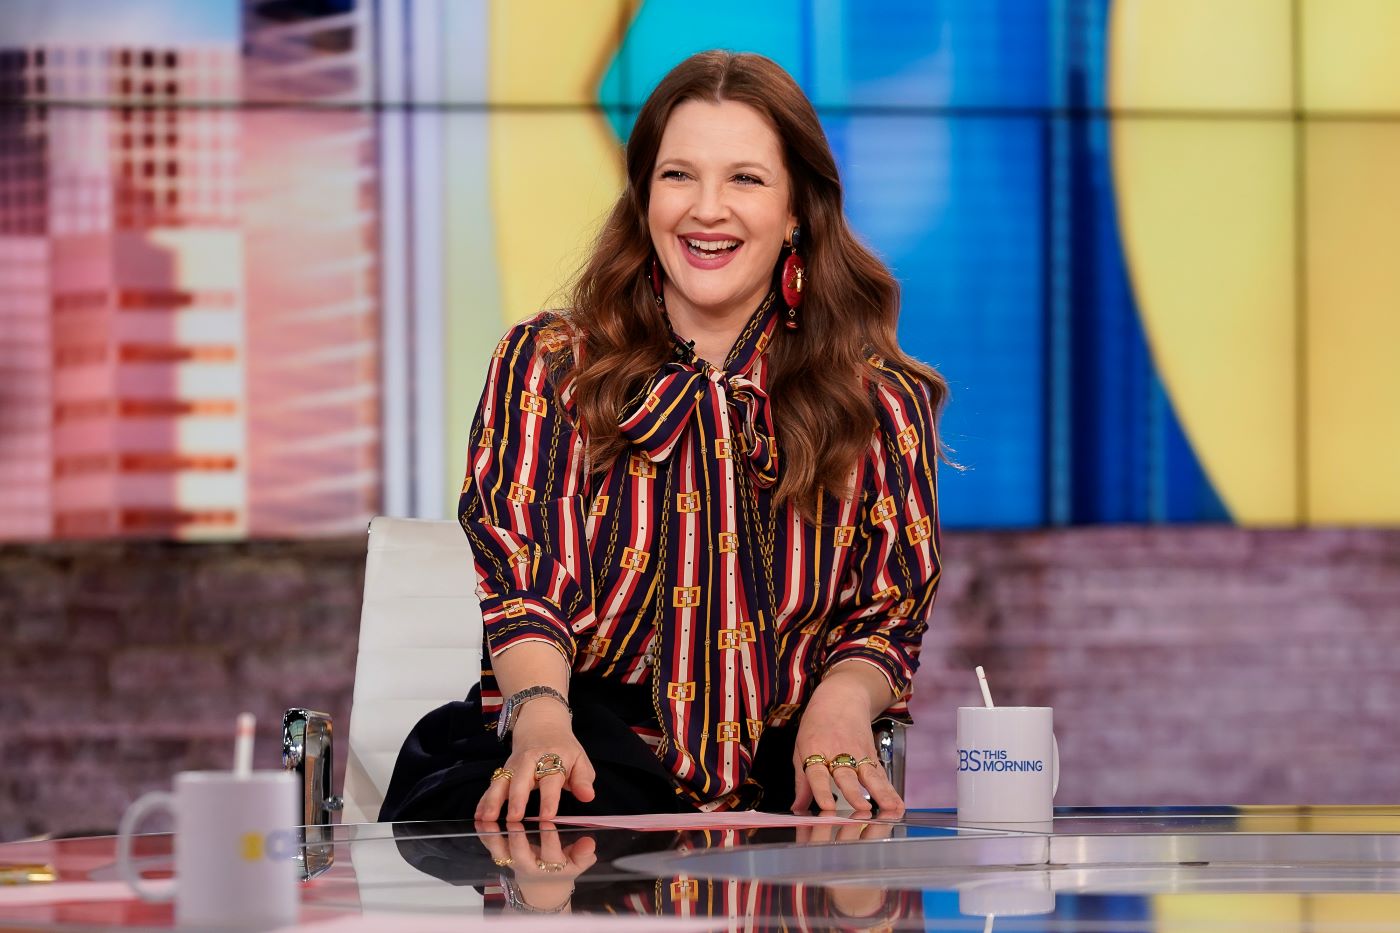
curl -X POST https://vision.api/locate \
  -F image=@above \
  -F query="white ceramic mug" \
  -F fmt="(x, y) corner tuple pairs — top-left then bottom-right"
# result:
(956, 707), (1060, 824)
(116, 770), (300, 928)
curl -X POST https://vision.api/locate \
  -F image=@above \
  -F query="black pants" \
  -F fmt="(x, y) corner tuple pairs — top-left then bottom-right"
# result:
(379, 676), (799, 822)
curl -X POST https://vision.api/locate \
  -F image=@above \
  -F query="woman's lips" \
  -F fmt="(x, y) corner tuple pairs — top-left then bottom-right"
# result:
(678, 235), (741, 269)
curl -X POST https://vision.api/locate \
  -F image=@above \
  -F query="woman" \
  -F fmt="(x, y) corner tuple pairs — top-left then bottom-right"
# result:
(381, 50), (946, 825)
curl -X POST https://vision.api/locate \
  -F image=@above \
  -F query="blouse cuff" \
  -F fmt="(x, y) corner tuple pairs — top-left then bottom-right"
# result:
(824, 646), (913, 709)
(482, 596), (576, 665)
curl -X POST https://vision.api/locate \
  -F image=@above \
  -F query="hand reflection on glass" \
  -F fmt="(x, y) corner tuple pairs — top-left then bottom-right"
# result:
(795, 820), (897, 925)
(474, 820), (597, 913)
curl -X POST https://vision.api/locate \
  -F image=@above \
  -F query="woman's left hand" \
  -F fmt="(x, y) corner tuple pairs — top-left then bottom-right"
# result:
(791, 670), (905, 816)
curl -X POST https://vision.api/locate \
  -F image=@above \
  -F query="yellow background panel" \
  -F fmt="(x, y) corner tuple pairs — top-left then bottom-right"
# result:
(1158, 894), (1400, 930)
(1303, 0), (1400, 113)
(1109, 120), (1298, 525)
(443, 0), (626, 509)
(489, 0), (626, 104)
(1232, 806), (1398, 833)
(488, 0), (628, 324)
(1108, 0), (1292, 112)
(1311, 895), (1400, 924)
(1306, 123), (1400, 523)
(1152, 894), (1301, 929)
(488, 111), (624, 320)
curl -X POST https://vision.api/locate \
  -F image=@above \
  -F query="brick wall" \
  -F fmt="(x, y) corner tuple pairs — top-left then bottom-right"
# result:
(906, 527), (1400, 807)
(0, 539), (363, 841)
(2, 527), (1398, 840)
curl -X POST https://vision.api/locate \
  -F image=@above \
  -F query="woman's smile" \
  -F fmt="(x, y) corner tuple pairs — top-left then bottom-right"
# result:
(679, 233), (743, 268)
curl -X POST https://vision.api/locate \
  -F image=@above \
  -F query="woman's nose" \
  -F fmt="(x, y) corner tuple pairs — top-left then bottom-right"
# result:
(690, 180), (730, 224)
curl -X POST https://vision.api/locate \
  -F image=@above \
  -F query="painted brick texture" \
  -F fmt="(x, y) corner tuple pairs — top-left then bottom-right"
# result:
(2, 527), (1398, 840)
(906, 527), (1400, 808)
(0, 539), (363, 841)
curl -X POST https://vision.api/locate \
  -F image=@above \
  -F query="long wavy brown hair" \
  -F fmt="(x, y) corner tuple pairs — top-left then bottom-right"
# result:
(567, 50), (947, 518)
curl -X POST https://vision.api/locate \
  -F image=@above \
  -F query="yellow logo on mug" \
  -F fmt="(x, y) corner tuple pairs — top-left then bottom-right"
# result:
(239, 831), (264, 862)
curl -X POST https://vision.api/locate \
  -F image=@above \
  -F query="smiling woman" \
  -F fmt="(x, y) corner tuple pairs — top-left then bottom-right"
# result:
(569, 51), (948, 514)
(647, 98), (796, 363)
(383, 51), (949, 848)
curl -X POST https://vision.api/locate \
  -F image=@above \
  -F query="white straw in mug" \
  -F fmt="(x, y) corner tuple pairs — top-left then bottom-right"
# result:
(234, 712), (255, 778)
(975, 666), (995, 708)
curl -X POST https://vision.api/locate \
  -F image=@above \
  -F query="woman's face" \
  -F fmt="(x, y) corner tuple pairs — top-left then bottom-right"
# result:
(648, 98), (797, 325)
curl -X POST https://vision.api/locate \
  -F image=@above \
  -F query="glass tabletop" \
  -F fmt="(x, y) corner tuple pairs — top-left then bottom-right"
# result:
(4, 806), (1400, 931)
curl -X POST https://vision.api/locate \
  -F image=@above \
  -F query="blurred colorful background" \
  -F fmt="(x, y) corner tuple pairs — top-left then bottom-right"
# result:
(5, 1), (1400, 866)
(5, 0), (1397, 542)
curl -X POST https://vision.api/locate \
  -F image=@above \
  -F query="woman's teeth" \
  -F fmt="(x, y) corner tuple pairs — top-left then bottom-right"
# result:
(685, 237), (739, 256)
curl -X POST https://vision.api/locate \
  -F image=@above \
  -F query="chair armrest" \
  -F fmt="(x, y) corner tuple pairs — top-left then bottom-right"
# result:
(282, 708), (341, 880)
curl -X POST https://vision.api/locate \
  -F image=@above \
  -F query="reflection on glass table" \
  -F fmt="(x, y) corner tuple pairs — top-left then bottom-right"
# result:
(3, 807), (1400, 931)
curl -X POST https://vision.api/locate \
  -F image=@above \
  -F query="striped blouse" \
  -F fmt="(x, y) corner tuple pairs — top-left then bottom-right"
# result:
(458, 298), (942, 809)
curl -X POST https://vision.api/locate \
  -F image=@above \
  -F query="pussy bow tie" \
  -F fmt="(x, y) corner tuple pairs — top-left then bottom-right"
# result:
(618, 362), (778, 485)
(615, 355), (782, 805)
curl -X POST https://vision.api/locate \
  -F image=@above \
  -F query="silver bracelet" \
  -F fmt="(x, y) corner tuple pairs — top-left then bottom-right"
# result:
(496, 685), (571, 740)
(500, 875), (571, 914)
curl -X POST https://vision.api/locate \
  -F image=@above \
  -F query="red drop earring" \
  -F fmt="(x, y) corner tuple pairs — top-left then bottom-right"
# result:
(781, 226), (804, 330)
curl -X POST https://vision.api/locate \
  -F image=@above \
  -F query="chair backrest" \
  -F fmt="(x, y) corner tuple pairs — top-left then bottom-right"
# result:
(342, 516), (483, 824)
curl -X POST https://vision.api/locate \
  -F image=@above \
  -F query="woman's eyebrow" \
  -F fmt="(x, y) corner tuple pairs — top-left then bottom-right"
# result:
(654, 156), (775, 174)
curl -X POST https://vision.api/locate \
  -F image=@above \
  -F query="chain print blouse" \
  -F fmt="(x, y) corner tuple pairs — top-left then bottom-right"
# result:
(458, 298), (942, 809)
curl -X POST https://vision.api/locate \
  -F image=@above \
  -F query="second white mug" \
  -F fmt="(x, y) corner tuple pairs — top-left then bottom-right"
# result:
(116, 770), (300, 928)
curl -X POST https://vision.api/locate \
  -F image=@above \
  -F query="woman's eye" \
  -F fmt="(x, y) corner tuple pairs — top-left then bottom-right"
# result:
(734, 174), (762, 185)
(660, 169), (689, 181)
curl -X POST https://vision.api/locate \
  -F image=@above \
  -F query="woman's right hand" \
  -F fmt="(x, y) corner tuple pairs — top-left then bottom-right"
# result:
(475, 701), (597, 822)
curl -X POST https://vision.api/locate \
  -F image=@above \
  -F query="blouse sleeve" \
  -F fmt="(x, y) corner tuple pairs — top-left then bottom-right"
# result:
(458, 316), (595, 675)
(823, 364), (942, 721)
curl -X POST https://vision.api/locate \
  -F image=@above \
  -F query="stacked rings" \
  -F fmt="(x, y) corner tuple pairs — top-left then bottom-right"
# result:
(802, 754), (828, 769)
(856, 756), (879, 770)
(535, 753), (566, 779)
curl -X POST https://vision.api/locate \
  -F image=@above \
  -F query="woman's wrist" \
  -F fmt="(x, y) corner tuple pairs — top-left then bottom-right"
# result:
(819, 661), (894, 720)
(511, 694), (573, 735)
(498, 685), (571, 739)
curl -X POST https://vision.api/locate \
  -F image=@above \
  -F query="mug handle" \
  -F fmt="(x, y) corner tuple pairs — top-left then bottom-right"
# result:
(1050, 734), (1060, 797)
(116, 790), (176, 903)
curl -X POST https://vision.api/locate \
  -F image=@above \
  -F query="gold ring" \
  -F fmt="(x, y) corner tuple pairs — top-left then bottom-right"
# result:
(856, 756), (880, 769)
(535, 860), (567, 872)
(490, 767), (514, 783)
(492, 856), (513, 867)
(829, 753), (859, 771)
(534, 753), (566, 779)
(802, 754), (827, 769)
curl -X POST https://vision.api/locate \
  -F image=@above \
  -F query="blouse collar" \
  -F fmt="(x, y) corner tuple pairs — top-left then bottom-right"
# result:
(665, 291), (778, 379)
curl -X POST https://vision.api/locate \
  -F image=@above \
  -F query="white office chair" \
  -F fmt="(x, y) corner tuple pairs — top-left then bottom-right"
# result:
(282, 517), (484, 906)
(283, 516), (908, 834)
